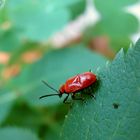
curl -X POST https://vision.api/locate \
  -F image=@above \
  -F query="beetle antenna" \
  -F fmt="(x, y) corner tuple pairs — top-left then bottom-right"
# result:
(39, 94), (61, 99)
(42, 80), (59, 94)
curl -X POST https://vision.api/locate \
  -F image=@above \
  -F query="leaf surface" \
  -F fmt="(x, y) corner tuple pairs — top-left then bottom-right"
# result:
(61, 39), (140, 140)
(0, 127), (39, 140)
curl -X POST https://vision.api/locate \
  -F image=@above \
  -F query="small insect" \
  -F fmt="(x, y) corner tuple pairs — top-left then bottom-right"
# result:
(39, 71), (97, 103)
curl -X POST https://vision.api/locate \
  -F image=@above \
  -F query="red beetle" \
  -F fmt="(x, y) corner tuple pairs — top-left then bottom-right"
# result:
(39, 71), (97, 103)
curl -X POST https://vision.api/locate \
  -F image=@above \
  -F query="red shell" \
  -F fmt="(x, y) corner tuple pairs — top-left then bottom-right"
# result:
(59, 84), (65, 93)
(59, 72), (96, 93)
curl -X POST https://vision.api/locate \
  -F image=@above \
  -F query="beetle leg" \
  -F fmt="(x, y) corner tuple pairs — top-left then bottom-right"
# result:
(84, 92), (96, 101)
(90, 94), (96, 100)
(89, 69), (92, 72)
(71, 94), (84, 101)
(63, 94), (70, 104)
(88, 87), (96, 100)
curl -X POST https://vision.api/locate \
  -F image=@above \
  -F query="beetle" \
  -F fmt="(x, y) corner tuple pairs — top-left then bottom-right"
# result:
(39, 71), (97, 103)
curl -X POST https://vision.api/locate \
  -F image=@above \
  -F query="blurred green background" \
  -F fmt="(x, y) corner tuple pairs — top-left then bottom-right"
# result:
(0, 0), (139, 139)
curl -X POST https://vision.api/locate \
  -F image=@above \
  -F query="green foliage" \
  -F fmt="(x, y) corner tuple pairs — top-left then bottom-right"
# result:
(0, 89), (14, 124)
(6, 0), (69, 41)
(0, 0), (86, 41)
(0, 29), (20, 52)
(95, 12), (138, 37)
(61, 40), (140, 140)
(0, 127), (39, 140)
(68, 0), (86, 19)
(0, 0), (5, 9)
(94, 0), (139, 16)
(0, 1), (140, 140)
(84, 0), (139, 52)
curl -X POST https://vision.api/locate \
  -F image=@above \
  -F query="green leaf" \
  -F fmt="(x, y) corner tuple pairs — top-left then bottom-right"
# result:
(6, 0), (70, 41)
(94, 0), (139, 17)
(84, 12), (139, 52)
(45, 130), (60, 140)
(68, 0), (86, 19)
(9, 44), (107, 106)
(98, 12), (138, 37)
(0, 29), (21, 52)
(61, 39), (140, 140)
(85, 12), (138, 38)
(84, 1), (139, 53)
(0, 0), (5, 9)
(45, 0), (82, 8)
(5, 0), (85, 42)
(110, 37), (131, 52)
(0, 127), (39, 140)
(0, 89), (14, 124)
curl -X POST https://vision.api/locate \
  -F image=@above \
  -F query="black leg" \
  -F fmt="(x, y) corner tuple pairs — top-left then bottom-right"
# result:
(90, 94), (96, 100)
(85, 87), (96, 100)
(71, 94), (84, 101)
(89, 69), (92, 72)
(63, 94), (70, 104)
